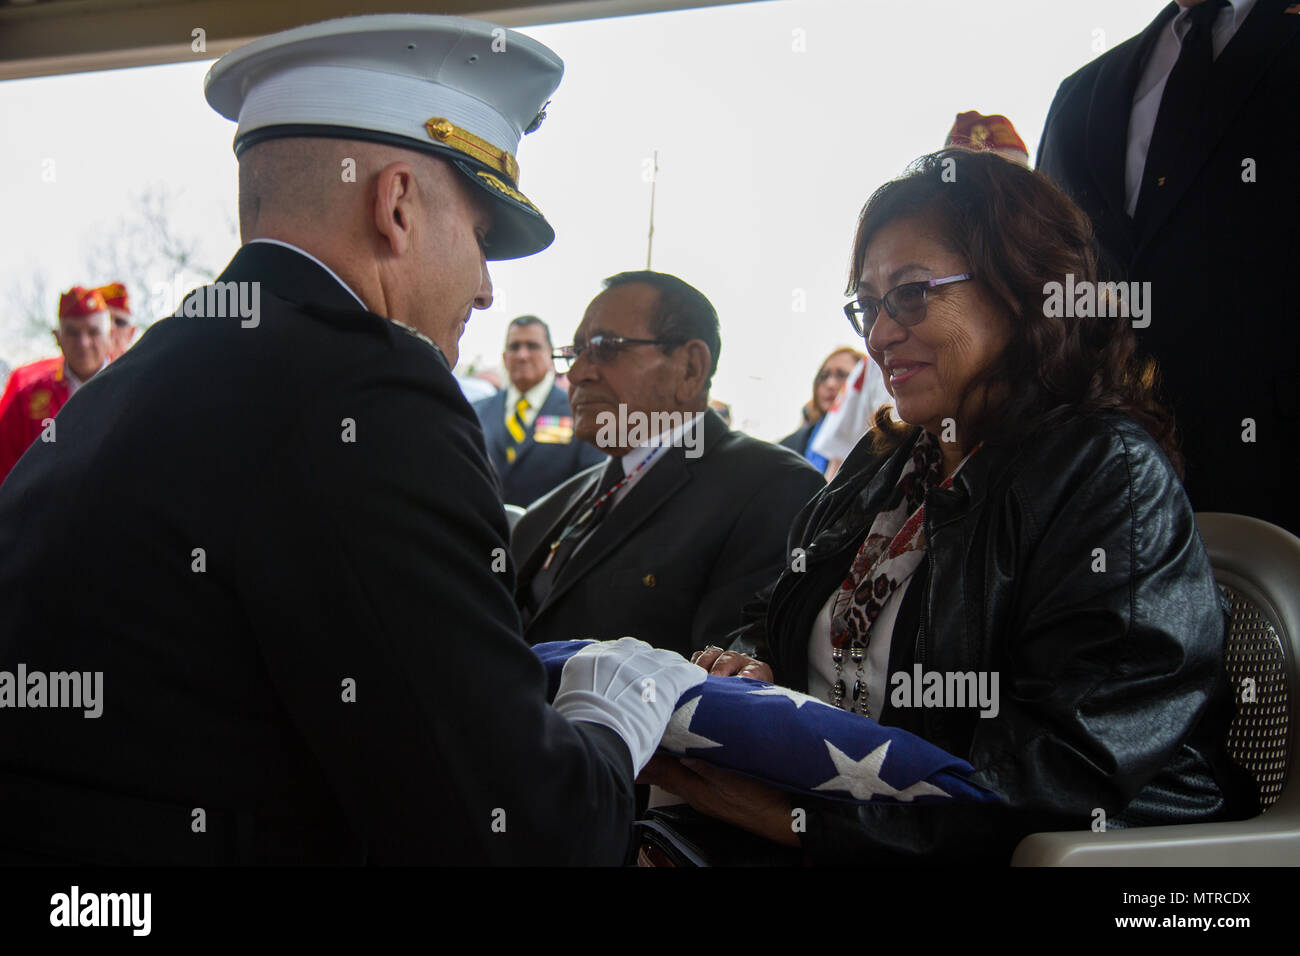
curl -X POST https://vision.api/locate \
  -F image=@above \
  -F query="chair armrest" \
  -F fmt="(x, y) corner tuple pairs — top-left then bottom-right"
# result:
(1011, 808), (1300, 866)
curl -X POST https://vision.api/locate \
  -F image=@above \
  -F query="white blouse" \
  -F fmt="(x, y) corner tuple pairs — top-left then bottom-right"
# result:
(806, 578), (911, 720)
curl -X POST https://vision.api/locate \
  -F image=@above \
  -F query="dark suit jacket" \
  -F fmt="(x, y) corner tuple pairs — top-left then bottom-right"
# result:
(1037, 0), (1300, 533)
(0, 242), (635, 865)
(779, 420), (815, 457)
(474, 384), (605, 507)
(511, 410), (826, 658)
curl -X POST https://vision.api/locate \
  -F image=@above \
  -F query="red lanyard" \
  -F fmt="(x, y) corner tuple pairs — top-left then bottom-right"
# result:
(541, 443), (667, 571)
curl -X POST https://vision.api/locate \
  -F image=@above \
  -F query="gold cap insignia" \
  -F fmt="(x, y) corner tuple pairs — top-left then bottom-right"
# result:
(424, 117), (520, 185)
(475, 171), (539, 213)
(425, 118), (455, 141)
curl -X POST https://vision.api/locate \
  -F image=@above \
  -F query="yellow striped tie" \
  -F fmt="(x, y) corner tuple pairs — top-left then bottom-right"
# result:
(505, 397), (529, 463)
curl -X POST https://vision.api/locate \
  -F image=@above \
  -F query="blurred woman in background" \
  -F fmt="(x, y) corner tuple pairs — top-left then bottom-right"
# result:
(780, 346), (863, 473)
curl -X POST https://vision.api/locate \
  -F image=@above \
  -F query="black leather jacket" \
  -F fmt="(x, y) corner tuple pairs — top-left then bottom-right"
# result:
(730, 411), (1257, 864)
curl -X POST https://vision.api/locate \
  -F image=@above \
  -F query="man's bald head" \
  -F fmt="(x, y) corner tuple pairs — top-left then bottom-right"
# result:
(238, 138), (442, 239)
(236, 136), (495, 365)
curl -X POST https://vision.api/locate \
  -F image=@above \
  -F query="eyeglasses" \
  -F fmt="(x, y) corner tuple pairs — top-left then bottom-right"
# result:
(843, 273), (974, 337)
(552, 334), (684, 373)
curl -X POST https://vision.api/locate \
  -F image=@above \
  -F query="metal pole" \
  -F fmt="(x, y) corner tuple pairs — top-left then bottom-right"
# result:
(646, 149), (658, 270)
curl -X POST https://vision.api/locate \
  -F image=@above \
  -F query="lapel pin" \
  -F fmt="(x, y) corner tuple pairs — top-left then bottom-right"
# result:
(641, 573), (656, 588)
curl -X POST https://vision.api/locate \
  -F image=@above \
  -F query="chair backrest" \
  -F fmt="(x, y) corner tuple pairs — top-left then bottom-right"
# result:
(1196, 513), (1300, 813)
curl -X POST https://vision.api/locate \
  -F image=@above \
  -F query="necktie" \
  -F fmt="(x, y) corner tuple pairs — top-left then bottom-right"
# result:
(528, 461), (624, 609)
(1133, 0), (1228, 230)
(505, 397), (529, 464)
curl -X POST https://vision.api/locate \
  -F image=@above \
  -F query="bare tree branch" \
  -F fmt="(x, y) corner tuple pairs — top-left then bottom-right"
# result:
(3, 183), (233, 371)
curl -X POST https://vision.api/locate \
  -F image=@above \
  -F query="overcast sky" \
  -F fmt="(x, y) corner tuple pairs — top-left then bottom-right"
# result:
(0, 0), (1167, 440)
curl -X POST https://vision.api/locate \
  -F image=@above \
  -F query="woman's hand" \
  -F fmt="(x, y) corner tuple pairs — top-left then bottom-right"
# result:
(637, 755), (802, 848)
(691, 646), (774, 684)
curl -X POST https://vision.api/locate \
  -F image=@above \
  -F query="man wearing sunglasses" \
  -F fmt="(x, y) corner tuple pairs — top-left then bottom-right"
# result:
(510, 271), (825, 659)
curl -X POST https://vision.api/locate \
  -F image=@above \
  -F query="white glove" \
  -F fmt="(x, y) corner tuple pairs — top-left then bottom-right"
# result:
(552, 637), (707, 774)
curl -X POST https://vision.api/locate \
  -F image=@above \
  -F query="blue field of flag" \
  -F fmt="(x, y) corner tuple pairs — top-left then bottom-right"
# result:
(535, 640), (1000, 806)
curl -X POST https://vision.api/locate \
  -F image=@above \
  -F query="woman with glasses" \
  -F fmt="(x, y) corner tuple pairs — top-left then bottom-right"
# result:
(778, 346), (864, 474)
(642, 149), (1256, 864)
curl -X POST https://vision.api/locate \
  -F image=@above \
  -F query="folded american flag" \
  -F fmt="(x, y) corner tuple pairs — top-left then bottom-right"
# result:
(535, 641), (999, 806)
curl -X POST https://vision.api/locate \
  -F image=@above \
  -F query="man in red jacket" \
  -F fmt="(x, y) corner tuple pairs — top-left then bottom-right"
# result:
(0, 285), (115, 484)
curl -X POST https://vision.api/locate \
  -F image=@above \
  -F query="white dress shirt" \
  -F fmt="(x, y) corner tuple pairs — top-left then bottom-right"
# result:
(504, 370), (555, 430)
(1125, 0), (1256, 217)
(806, 578), (909, 720)
(64, 358), (109, 397)
(567, 412), (702, 560)
(607, 413), (704, 509)
(244, 237), (368, 309)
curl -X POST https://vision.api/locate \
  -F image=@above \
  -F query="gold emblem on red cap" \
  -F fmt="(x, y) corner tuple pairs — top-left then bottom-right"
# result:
(946, 111), (1028, 158)
(58, 286), (108, 319)
(97, 282), (130, 311)
(424, 117), (520, 185)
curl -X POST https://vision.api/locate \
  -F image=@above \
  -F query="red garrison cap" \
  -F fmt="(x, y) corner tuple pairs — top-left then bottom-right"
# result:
(58, 286), (109, 319)
(946, 111), (1029, 160)
(96, 282), (130, 314)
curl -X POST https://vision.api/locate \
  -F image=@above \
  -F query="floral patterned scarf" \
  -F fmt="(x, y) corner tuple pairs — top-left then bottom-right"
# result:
(827, 429), (978, 711)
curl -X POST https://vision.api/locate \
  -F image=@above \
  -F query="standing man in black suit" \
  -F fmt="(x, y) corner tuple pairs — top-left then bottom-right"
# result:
(475, 315), (604, 507)
(0, 15), (706, 866)
(1037, 0), (1299, 533)
(512, 271), (825, 659)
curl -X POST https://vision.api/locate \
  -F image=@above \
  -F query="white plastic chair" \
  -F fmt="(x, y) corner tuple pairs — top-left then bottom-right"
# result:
(1012, 513), (1298, 865)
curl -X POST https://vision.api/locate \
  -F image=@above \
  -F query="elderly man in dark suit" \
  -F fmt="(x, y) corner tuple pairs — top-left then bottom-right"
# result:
(512, 271), (825, 660)
(1037, 0), (1299, 534)
(475, 315), (604, 507)
(0, 15), (705, 866)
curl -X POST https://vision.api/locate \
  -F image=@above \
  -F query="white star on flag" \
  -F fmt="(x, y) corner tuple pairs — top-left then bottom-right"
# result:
(813, 739), (950, 802)
(747, 685), (836, 709)
(661, 695), (724, 754)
